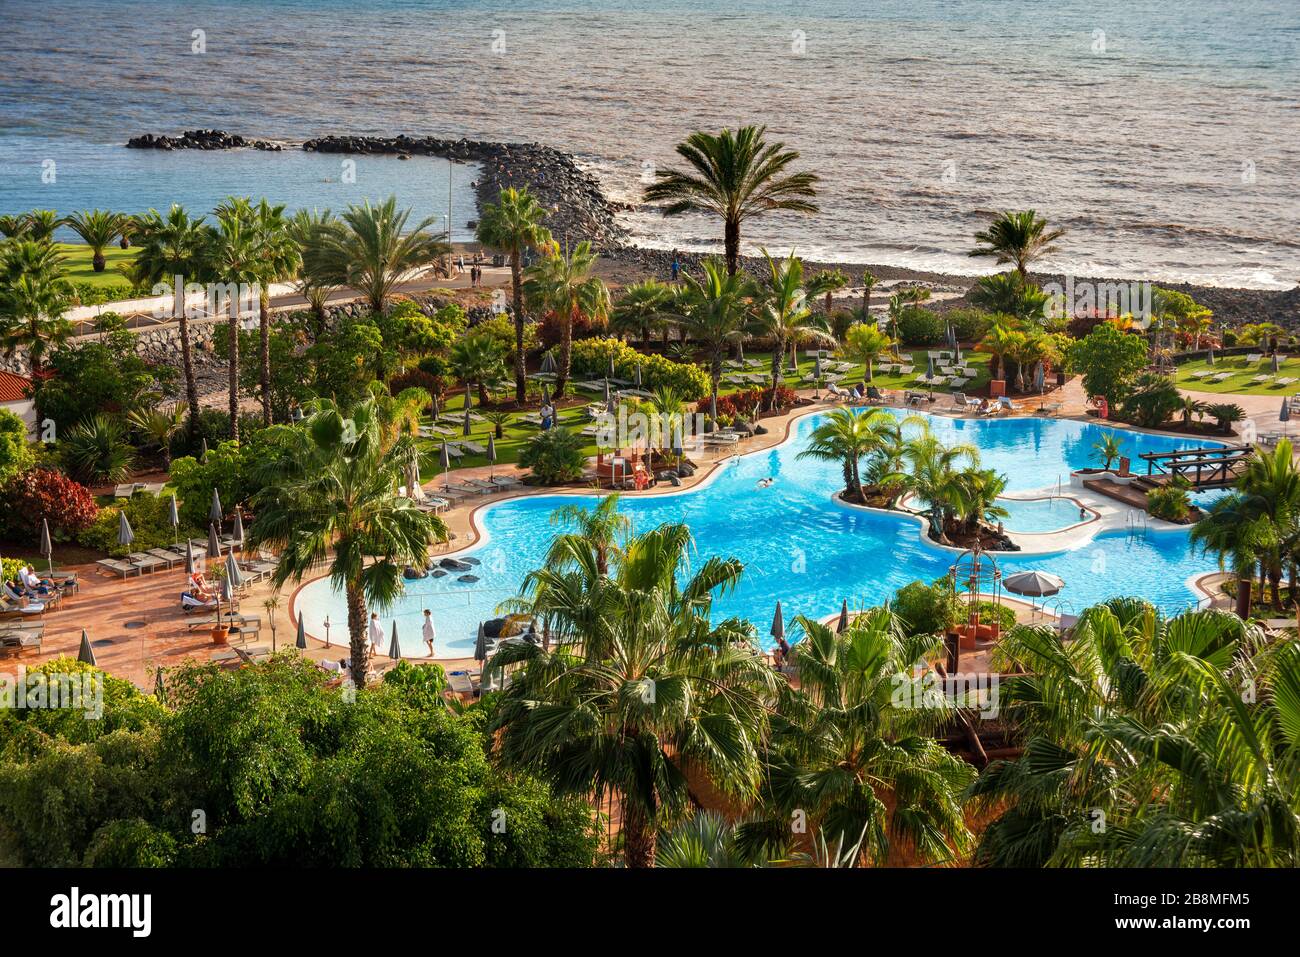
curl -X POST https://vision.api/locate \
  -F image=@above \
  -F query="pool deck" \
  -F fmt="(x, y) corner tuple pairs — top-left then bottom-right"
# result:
(6, 376), (1234, 689)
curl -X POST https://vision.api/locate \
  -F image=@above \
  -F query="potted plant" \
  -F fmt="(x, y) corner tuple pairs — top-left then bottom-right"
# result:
(210, 566), (229, 645)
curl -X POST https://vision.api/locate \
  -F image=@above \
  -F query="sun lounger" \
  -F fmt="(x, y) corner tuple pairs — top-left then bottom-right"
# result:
(447, 670), (475, 697)
(128, 553), (167, 574)
(490, 475), (523, 489)
(96, 558), (141, 579)
(1188, 369), (1211, 378)
(949, 377), (969, 389)
(461, 441), (488, 455)
(144, 548), (184, 568)
(463, 479), (498, 493)
(0, 632), (42, 656)
(1251, 374), (1271, 384)
(445, 482), (486, 496)
(1246, 353), (1263, 363)
(1277, 377), (1297, 387)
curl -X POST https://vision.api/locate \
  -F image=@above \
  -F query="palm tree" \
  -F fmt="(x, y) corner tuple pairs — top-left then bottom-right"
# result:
(968, 209), (1065, 278)
(860, 270), (879, 323)
(757, 611), (975, 864)
(63, 209), (127, 272)
(449, 329), (508, 408)
(247, 398), (447, 687)
(0, 215), (29, 240)
(301, 196), (449, 314)
(976, 316), (1021, 383)
(842, 323), (895, 383)
(61, 414), (136, 485)
(950, 467), (1009, 535)
(210, 200), (263, 444)
(0, 240), (74, 375)
(897, 423), (980, 545)
(476, 187), (554, 403)
(750, 251), (834, 409)
(644, 125), (819, 276)
(287, 208), (341, 335)
(610, 279), (672, 345)
(667, 258), (755, 419)
(796, 406), (898, 502)
(22, 210), (61, 244)
(1091, 434), (1124, 471)
(546, 494), (630, 576)
(524, 240), (610, 399)
(970, 272), (1050, 323)
(244, 198), (301, 427)
(492, 521), (778, 867)
(368, 381), (431, 451)
(126, 402), (187, 468)
(129, 205), (210, 441)
(973, 600), (1297, 867)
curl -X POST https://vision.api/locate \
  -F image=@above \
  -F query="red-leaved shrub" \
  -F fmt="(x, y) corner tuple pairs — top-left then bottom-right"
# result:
(1, 467), (100, 542)
(707, 385), (800, 420)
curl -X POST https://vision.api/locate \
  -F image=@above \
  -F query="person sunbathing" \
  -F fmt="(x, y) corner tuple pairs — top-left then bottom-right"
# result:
(20, 566), (55, 597)
(186, 572), (216, 602)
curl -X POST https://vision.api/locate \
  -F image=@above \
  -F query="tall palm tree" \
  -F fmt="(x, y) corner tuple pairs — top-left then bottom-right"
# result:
(287, 208), (341, 335)
(63, 209), (127, 272)
(750, 251), (834, 409)
(796, 406), (899, 502)
(0, 240), (74, 375)
(476, 187), (553, 403)
(973, 600), (1297, 867)
(210, 200), (263, 444)
(950, 467), (1009, 535)
(368, 380), (431, 451)
(524, 240), (610, 398)
(968, 209), (1065, 278)
(610, 279), (672, 345)
(644, 125), (819, 276)
(546, 494), (630, 576)
(301, 196), (449, 314)
(244, 198), (301, 427)
(493, 521), (778, 867)
(247, 398), (447, 687)
(860, 270), (879, 324)
(129, 205), (210, 441)
(667, 258), (755, 419)
(756, 611), (975, 864)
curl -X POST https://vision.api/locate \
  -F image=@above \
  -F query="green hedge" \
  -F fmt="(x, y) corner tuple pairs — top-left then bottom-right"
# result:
(896, 308), (946, 346)
(570, 338), (710, 400)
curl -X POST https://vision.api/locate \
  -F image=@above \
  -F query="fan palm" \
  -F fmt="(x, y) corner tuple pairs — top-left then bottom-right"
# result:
(0, 239), (74, 374)
(524, 240), (610, 398)
(666, 258), (755, 418)
(610, 279), (672, 346)
(950, 467), (1009, 535)
(476, 187), (553, 402)
(64, 209), (127, 271)
(1091, 433), (1124, 471)
(449, 328), (508, 407)
(644, 125), (819, 276)
(842, 323), (895, 383)
(129, 205), (209, 441)
(302, 195), (449, 314)
(973, 600), (1297, 866)
(61, 414), (136, 485)
(750, 250), (834, 409)
(970, 272), (1050, 323)
(246, 398), (447, 687)
(126, 401), (187, 468)
(287, 208), (341, 334)
(493, 521), (778, 867)
(753, 611), (975, 865)
(968, 209), (1065, 278)
(22, 209), (61, 243)
(546, 493), (630, 576)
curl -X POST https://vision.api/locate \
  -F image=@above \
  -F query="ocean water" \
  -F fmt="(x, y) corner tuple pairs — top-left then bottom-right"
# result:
(296, 412), (1223, 656)
(2, 0), (1297, 286)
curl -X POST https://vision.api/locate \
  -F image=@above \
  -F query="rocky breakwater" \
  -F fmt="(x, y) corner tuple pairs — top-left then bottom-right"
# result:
(126, 129), (284, 151)
(301, 134), (625, 246)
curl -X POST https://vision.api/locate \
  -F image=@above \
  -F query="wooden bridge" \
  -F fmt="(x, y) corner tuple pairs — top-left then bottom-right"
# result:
(1138, 444), (1254, 489)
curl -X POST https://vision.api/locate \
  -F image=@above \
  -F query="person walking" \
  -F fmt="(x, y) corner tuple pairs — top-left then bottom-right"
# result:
(422, 609), (437, 657)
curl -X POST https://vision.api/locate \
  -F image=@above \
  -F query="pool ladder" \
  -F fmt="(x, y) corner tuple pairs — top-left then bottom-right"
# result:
(1126, 509), (1148, 539)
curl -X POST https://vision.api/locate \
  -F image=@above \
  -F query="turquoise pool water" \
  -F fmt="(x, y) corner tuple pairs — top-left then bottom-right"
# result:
(296, 411), (1224, 656)
(999, 497), (1090, 534)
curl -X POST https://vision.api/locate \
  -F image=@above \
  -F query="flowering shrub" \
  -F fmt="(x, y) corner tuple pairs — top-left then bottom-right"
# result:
(710, 386), (799, 419)
(570, 338), (710, 400)
(0, 467), (99, 542)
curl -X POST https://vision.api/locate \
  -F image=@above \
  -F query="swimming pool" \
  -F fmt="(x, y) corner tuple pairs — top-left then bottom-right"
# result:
(999, 496), (1091, 533)
(295, 410), (1224, 656)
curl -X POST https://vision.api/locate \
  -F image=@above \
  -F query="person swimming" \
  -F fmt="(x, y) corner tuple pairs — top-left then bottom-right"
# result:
(756, 477), (775, 489)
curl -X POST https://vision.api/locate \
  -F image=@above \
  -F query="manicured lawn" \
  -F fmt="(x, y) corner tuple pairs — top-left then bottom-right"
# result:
(415, 348), (996, 476)
(1175, 355), (1300, 395)
(55, 242), (138, 289)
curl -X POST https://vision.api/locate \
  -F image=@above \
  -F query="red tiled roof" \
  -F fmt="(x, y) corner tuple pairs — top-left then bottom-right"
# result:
(0, 370), (33, 403)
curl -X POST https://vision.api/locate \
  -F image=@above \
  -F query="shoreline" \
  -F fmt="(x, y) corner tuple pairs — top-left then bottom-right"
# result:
(117, 129), (1299, 322)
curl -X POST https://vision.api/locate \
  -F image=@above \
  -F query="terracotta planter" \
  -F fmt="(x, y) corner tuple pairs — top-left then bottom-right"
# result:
(211, 626), (229, 646)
